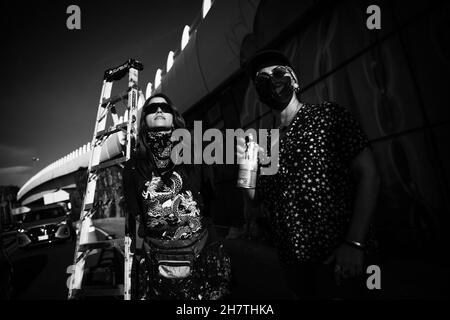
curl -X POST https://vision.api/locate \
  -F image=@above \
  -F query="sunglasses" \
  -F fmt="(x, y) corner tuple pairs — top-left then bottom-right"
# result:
(254, 66), (291, 83)
(144, 102), (173, 115)
(254, 66), (293, 96)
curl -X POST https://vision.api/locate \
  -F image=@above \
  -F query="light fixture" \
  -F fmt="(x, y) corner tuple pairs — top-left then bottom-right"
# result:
(202, 0), (212, 18)
(155, 69), (162, 89)
(181, 25), (190, 50)
(146, 82), (153, 98)
(166, 51), (174, 72)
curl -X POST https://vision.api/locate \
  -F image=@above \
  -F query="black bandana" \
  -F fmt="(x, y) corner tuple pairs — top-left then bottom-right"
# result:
(146, 129), (173, 169)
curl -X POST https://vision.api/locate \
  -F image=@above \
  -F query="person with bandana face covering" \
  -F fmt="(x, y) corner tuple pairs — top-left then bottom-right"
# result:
(238, 50), (380, 299)
(122, 93), (231, 300)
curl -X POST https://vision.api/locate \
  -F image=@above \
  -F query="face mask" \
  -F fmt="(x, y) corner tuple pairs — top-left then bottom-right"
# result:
(254, 67), (295, 111)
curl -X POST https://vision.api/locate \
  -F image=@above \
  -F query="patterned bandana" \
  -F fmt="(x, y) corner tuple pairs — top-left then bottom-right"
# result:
(147, 129), (173, 169)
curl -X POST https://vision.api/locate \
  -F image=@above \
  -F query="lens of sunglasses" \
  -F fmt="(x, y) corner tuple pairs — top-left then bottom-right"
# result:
(145, 103), (173, 115)
(271, 66), (289, 79)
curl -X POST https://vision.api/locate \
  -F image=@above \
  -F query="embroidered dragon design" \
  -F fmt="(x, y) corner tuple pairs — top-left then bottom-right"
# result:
(142, 171), (202, 239)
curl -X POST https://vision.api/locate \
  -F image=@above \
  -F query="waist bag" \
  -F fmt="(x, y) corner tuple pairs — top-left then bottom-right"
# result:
(144, 229), (208, 279)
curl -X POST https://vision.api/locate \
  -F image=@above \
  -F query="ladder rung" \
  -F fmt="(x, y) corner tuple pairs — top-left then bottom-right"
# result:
(95, 123), (128, 139)
(101, 92), (128, 107)
(77, 285), (124, 297)
(78, 239), (123, 252)
(84, 203), (93, 212)
(91, 156), (127, 172)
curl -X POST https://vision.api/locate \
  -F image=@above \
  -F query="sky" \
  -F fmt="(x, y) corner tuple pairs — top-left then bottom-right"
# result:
(0, 0), (203, 187)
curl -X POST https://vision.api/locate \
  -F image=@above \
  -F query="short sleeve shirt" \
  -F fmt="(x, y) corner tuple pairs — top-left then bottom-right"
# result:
(256, 101), (369, 265)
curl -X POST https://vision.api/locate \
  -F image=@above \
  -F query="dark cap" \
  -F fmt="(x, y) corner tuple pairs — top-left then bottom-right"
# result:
(244, 50), (293, 81)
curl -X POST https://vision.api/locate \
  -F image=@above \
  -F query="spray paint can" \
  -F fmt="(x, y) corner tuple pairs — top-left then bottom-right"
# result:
(237, 134), (259, 189)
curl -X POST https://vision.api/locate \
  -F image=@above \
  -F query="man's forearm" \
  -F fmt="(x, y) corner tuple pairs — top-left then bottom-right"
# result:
(346, 171), (380, 243)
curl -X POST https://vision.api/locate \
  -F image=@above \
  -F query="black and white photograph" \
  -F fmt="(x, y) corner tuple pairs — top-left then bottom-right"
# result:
(0, 0), (449, 311)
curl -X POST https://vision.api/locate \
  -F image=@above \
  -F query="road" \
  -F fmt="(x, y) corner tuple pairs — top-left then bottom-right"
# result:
(7, 225), (293, 300)
(10, 240), (75, 300)
(6, 224), (450, 300)
(7, 218), (125, 300)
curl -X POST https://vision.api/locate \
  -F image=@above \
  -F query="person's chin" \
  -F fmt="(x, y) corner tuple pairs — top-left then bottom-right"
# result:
(152, 122), (171, 129)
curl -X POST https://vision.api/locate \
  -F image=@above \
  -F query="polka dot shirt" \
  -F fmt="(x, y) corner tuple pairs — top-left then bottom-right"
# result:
(256, 101), (369, 265)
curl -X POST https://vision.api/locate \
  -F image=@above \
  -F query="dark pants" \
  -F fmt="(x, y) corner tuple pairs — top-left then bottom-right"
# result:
(283, 259), (380, 300)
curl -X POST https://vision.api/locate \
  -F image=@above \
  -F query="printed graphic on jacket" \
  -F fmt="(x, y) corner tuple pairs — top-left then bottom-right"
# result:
(142, 171), (202, 240)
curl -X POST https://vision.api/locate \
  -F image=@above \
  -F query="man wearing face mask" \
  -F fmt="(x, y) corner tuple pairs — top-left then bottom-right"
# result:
(238, 50), (380, 299)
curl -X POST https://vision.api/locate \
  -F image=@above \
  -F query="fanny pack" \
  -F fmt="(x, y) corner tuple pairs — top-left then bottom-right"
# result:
(144, 229), (208, 279)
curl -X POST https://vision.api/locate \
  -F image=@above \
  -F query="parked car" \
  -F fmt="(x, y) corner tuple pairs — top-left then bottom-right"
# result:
(0, 234), (14, 300)
(17, 202), (74, 249)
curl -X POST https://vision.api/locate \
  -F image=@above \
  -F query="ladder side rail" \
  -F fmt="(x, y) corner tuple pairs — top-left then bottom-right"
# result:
(67, 59), (143, 300)
(68, 80), (113, 299)
(124, 67), (139, 300)
(83, 80), (113, 214)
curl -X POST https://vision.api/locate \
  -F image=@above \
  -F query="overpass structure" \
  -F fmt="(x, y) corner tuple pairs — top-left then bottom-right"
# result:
(16, 0), (265, 207)
(16, 73), (149, 208)
(17, 131), (128, 206)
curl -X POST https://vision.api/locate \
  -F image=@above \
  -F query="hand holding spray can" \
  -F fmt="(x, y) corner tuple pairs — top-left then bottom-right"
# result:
(237, 134), (259, 189)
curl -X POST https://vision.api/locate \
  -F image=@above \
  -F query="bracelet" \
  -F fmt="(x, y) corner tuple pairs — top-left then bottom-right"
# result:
(344, 240), (366, 251)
